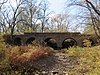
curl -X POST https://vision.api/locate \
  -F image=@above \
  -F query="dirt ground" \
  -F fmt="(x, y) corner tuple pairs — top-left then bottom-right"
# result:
(33, 52), (79, 75)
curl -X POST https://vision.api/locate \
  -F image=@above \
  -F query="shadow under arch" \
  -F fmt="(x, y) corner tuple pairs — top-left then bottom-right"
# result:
(44, 38), (57, 49)
(14, 37), (21, 46)
(62, 38), (77, 49)
(26, 37), (35, 44)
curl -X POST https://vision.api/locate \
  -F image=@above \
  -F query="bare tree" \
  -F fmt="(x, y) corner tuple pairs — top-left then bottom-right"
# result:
(3, 0), (25, 35)
(85, 0), (100, 37)
(38, 0), (51, 32)
(11, 0), (25, 36)
(85, 0), (100, 16)
(0, 12), (10, 33)
(23, 0), (38, 32)
(48, 14), (70, 32)
(67, 0), (100, 37)
(0, 0), (8, 33)
(18, 0), (43, 32)
(0, 0), (8, 9)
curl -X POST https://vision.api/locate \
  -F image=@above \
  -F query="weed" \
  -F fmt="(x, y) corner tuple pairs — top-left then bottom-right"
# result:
(65, 46), (100, 75)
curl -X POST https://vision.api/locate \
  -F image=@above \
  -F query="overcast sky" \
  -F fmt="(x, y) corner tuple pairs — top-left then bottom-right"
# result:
(7, 0), (66, 14)
(48, 0), (66, 14)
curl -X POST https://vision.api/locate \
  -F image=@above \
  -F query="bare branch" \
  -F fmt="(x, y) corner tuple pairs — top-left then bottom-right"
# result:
(85, 0), (100, 16)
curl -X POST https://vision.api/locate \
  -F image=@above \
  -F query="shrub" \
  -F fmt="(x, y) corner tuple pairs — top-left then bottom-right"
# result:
(0, 34), (6, 61)
(5, 43), (52, 74)
(83, 39), (92, 47)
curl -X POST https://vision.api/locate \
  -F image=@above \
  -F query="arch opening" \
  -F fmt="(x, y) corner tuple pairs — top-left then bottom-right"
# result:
(62, 38), (77, 49)
(82, 39), (94, 47)
(26, 37), (35, 44)
(14, 37), (21, 46)
(44, 38), (57, 49)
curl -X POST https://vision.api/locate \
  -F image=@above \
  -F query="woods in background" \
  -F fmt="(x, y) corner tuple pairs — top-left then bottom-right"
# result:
(67, 0), (100, 37)
(0, 0), (100, 38)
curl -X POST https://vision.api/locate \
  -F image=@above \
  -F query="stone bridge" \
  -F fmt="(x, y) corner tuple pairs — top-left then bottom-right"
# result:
(4, 32), (99, 49)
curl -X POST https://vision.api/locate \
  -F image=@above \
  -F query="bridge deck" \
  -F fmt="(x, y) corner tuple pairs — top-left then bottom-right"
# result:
(4, 32), (99, 49)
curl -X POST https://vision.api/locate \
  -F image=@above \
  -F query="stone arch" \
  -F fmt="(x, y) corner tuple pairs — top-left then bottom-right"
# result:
(14, 37), (21, 46)
(26, 37), (35, 44)
(89, 39), (94, 45)
(62, 38), (77, 49)
(44, 38), (57, 49)
(82, 38), (94, 47)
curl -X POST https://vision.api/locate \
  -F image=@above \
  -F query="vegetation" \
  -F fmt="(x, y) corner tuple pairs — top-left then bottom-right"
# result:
(67, 0), (100, 37)
(0, 36), (53, 74)
(64, 46), (100, 75)
(0, 33), (100, 74)
(0, 0), (99, 36)
(0, 0), (100, 74)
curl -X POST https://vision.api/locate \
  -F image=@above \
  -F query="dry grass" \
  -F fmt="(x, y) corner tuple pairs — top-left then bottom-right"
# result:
(0, 34), (100, 75)
(8, 44), (52, 67)
(0, 39), (53, 74)
(64, 46), (100, 75)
